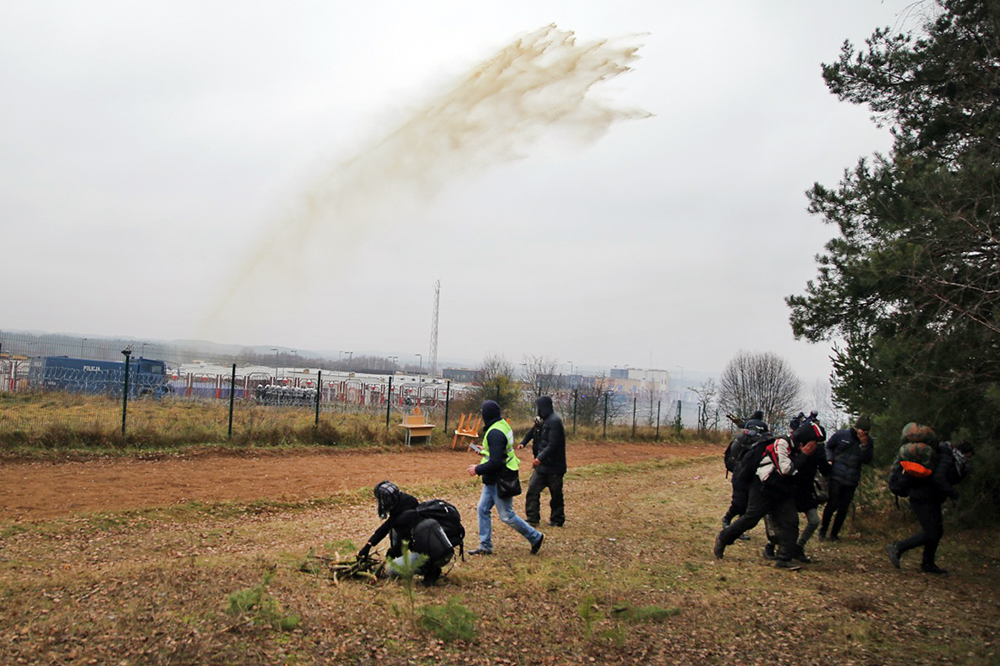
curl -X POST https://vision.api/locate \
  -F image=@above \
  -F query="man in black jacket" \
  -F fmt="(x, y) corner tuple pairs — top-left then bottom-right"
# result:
(885, 439), (973, 575)
(820, 415), (874, 541)
(357, 481), (452, 585)
(520, 395), (567, 527)
(358, 480), (419, 560)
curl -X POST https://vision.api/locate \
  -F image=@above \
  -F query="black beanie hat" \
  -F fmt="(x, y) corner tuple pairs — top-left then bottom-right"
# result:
(855, 415), (872, 431)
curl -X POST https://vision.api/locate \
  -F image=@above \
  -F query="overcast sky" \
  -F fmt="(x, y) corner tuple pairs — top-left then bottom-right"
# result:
(0, 1), (924, 382)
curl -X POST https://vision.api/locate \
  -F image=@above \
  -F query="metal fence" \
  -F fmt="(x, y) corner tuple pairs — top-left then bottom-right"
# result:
(0, 331), (696, 444)
(0, 331), (466, 443)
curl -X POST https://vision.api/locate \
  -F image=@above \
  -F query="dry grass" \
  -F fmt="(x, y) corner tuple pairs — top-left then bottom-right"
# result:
(0, 392), (728, 454)
(0, 454), (997, 665)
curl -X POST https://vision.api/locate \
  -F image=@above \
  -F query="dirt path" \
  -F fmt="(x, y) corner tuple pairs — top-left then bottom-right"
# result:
(0, 442), (713, 522)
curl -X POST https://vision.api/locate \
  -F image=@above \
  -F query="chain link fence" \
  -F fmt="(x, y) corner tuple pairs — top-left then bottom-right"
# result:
(0, 331), (705, 448)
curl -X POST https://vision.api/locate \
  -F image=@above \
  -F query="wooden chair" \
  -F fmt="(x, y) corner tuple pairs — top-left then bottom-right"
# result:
(451, 412), (483, 450)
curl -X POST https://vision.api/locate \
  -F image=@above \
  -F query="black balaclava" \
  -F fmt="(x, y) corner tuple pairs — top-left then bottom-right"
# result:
(536, 395), (554, 419)
(481, 400), (501, 426)
(374, 480), (400, 518)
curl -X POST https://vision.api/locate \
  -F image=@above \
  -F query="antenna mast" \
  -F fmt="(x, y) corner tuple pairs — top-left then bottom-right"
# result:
(429, 280), (440, 376)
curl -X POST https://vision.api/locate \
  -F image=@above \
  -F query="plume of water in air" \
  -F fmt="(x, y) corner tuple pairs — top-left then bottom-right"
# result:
(205, 25), (648, 334)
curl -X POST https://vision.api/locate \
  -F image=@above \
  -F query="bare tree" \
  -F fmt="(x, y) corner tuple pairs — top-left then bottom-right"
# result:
(718, 351), (801, 429)
(521, 354), (560, 400)
(806, 379), (850, 431)
(569, 374), (625, 427)
(691, 378), (719, 433)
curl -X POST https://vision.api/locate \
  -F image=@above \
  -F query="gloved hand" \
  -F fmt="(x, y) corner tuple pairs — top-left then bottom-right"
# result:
(358, 543), (372, 559)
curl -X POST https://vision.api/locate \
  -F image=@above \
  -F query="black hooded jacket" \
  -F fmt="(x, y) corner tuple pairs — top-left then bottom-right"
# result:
(365, 491), (419, 554)
(534, 396), (567, 475)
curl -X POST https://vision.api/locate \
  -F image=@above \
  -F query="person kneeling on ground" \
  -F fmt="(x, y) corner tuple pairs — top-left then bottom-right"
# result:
(357, 481), (454, 585)
(714, 423), (825, 569)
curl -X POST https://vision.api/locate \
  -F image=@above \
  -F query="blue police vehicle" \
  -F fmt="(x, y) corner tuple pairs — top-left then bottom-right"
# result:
(30, 356), (170, 398)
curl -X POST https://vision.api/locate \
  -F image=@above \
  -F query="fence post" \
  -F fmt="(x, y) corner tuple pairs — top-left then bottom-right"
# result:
(572, 389), (578, 435)
(385, 376), (393, 428)
(675, 399), (683, 435)
(632, 397), (637, 438)
(444, 380), (451, 434)
(120, 347), (132, 438)
(603, 393), (608, 439)
(228, 363), (236, 440)
(315, 370), (322, 428)
(656, 400), (661, 441)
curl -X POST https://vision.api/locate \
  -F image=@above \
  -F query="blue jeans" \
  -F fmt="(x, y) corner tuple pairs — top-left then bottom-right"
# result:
(477, 484), (542, 551)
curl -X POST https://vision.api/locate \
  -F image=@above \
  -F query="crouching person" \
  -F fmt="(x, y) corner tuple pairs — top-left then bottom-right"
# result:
(387, 516), (455, 585)
(358, 481), (461, 586)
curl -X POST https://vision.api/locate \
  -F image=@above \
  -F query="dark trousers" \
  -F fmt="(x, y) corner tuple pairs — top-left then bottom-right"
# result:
(525, 470), (564, 526)
(896, 498), (944, 566)
(820, 479), (857, 538)
(719, 480), (799, 560)
(722, 479), (750, 524)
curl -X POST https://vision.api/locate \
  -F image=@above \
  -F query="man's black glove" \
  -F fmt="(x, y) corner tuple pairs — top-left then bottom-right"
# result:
(358, 543), (372, 559)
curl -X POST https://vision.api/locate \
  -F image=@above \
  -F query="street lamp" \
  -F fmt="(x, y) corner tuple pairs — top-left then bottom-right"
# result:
(345, 351), (353, 370)
(271, 348), (279, 382)
(416, 354), (422, 374)
(389, 356), (398, 371)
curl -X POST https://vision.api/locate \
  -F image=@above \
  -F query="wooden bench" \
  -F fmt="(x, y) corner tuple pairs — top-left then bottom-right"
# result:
(451, 412), (483, 450)
(399, 406), (435, 445)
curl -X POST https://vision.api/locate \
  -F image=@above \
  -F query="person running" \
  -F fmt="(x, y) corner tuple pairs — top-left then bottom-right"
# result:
(466, 400), (544, 556)
(714, 423), (825, 569)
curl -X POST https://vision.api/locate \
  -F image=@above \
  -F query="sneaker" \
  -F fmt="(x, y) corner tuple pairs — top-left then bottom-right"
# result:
(713, 534), (726, 560)
(737, 533), (751, 541)
(827, 535), (841, 543)
(762, 543), (776, 561)
(921, 563), (948, 575)
(775, 559), (801, 571)
(548, 522), (563, 527)
(793, 546), (812, 564)
(530, 533), (545, 555)
(468, 547), (493, 556)
(885, 544), (901, 569)
(818, 532), (827, 541)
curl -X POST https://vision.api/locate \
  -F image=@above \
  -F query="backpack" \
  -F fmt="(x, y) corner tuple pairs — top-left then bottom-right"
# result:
(731, 435), (778, 486)
(410, 518), (455, 566)
(724, 429), (767, 476)
(415, 499), (465, 559)
(888, 441), (939, 497)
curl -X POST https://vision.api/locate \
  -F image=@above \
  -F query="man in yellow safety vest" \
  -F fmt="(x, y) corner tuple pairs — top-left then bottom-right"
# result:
(466, 400), (544, 555)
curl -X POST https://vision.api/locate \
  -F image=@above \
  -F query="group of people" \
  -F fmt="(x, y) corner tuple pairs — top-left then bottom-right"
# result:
(357, 396), (567, 584)
(715, 410), (972, 574)
(352, 398), (973, 585)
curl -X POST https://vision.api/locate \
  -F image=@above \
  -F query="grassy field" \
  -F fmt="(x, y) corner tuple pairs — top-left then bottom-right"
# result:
(0, 453), (997, 665)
